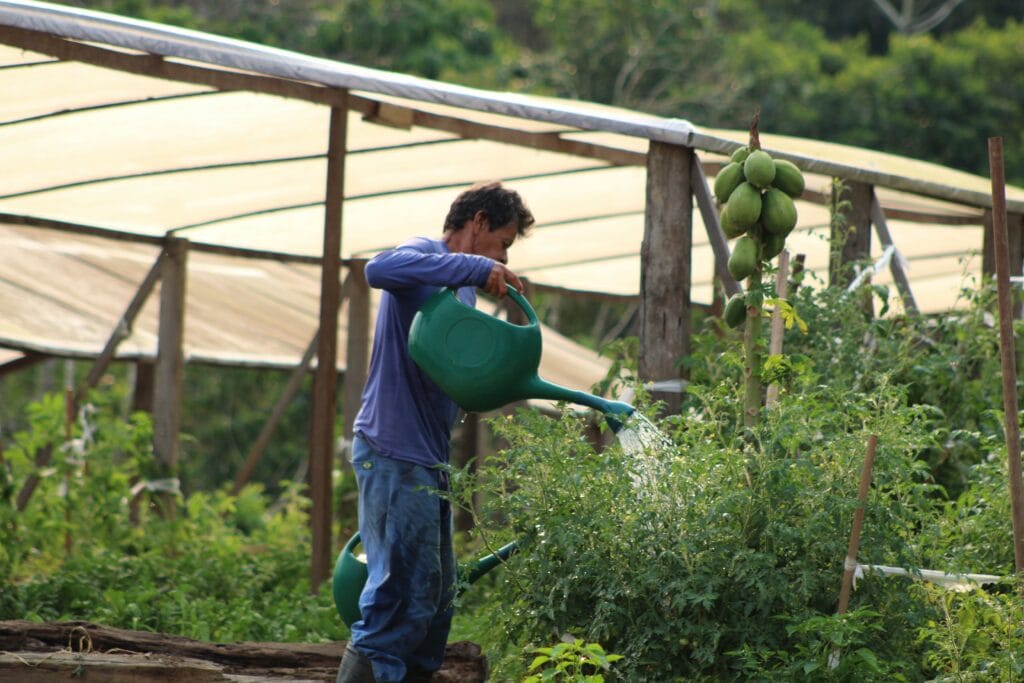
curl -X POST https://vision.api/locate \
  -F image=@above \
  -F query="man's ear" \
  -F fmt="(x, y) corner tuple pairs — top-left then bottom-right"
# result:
(472, 210), (489, 233)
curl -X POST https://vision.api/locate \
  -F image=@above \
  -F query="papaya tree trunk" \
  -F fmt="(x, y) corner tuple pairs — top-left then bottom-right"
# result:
(742, 263), (763, 428)
(742, 110), (764, 428)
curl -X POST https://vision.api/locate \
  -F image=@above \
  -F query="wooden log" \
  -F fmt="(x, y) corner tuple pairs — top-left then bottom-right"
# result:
(0, 620), (487, 682)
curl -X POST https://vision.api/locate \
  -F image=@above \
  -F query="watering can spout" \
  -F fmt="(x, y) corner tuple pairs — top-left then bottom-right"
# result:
(459, 539), (521, 585)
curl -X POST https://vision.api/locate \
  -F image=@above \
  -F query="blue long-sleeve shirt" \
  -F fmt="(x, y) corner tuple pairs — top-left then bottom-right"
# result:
(353, 237), (496, 467)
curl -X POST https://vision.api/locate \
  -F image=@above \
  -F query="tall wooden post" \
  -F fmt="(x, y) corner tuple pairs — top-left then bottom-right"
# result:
(343, 259), (370, 446)
(983, 209), (1024, 318)
(153, 237), (188, 518)
(988, 137), (1024, 575)
(639, 141), (692, 414)
(310, 102), (348, 589)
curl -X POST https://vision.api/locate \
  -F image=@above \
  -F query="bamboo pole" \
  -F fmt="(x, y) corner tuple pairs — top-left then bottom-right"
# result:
(988, 137), (1024, 574)
(837, 434), (878, 616)
(831, 433), (879, 670)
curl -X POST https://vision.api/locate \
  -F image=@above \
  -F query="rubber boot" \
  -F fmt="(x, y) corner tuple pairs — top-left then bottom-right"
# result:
(336, 645), (376, 683)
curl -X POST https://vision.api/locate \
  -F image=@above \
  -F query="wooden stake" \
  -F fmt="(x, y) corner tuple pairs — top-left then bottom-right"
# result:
(988, 137), (1024, 574)
(830, 433), (879, 670)
(837, 434), (878, 615)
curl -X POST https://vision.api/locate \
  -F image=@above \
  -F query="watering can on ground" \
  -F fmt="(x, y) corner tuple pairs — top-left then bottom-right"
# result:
(332, 531), (520, 628)
(408, 285), (635, 423)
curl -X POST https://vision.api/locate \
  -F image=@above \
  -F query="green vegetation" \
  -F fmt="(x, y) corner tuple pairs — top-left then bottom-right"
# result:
(0, 387), (346, 643)
(2, 272), (1023, 679)
(4, 2), (1024, 679)
(447, 277), (1024, 680)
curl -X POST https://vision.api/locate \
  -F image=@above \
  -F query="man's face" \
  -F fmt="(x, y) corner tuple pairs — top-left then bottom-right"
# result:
(469, 216), (519, 264)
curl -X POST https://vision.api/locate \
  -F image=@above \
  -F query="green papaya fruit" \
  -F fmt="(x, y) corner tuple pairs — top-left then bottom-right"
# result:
(720, 207), (746, 239)
(772, 159), (805, 198)
(761, 188), (798, 235)
(763, 232), (786, 260)
(730, 147), (749, 164)
(713, 162), (745, 204)
(725, 182), (762, 229)
(728, 235), (758, 281)
(724, 294), (747, 328)
(743, 150), (776, 189)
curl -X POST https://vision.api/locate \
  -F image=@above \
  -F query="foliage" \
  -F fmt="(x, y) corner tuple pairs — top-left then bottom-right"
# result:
(462, 376), (939, 680)
(524, 635), (623, 683)
(728, 608), (893, 681)
(0, 390), (347, 643)
(777, 274), (1005, 499)
(314, 0), (518, 86)
(444, 275), (1024, 681)
(803, 19), (1024, 184)
(178, 364), (314, 497)
(914, 580), (1024, 681)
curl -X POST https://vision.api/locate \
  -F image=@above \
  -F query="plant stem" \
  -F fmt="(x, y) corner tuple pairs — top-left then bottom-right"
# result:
(742, 109), (764, 429)
(742, 261), (763, 428)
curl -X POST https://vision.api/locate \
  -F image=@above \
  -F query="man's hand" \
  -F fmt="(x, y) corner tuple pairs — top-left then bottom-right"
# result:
(484, 263), (523, 298)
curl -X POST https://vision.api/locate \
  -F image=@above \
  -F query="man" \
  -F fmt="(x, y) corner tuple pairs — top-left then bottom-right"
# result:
(337, 182), (534, 683)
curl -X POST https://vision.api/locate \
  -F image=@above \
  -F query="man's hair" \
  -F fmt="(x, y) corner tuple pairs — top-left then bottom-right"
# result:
(443, 181), (535, 235)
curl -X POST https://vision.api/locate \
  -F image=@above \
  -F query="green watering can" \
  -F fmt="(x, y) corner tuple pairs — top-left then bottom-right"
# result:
(408, 285), (635, 421)
(332, 532), (520, 628)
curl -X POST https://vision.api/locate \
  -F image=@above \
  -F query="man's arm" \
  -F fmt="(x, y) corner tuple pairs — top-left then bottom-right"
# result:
(364, 247), (493, 291)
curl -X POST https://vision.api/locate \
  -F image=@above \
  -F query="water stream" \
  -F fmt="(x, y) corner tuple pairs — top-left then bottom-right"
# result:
(614, 413), (674, 490)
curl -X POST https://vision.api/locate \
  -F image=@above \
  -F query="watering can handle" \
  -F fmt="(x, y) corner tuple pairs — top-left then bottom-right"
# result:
(504, 284), (539, 326)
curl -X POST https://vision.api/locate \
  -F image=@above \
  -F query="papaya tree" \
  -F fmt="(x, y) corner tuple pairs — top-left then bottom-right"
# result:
(716, 113), (804, 427)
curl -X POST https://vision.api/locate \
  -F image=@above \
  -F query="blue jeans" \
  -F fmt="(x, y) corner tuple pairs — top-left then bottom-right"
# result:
(349, 436), (455, 683)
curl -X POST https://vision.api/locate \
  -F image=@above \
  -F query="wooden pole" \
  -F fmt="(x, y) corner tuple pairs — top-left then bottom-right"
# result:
(343, 261), (370, 448)
(310, 102), (348, 589)
(831, 433), (879, 670)
(837, 434), (878, 616)
(765, 250), (790, 409)
(63, 383), (74, 556)
(153, 237), (189, 519)
(869, 193), (918, 314)
(988, 137), (1024, 574)
(690, 154), (742, 298)
(640, 141), (693, 415)
(76, 252), (164, 409)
